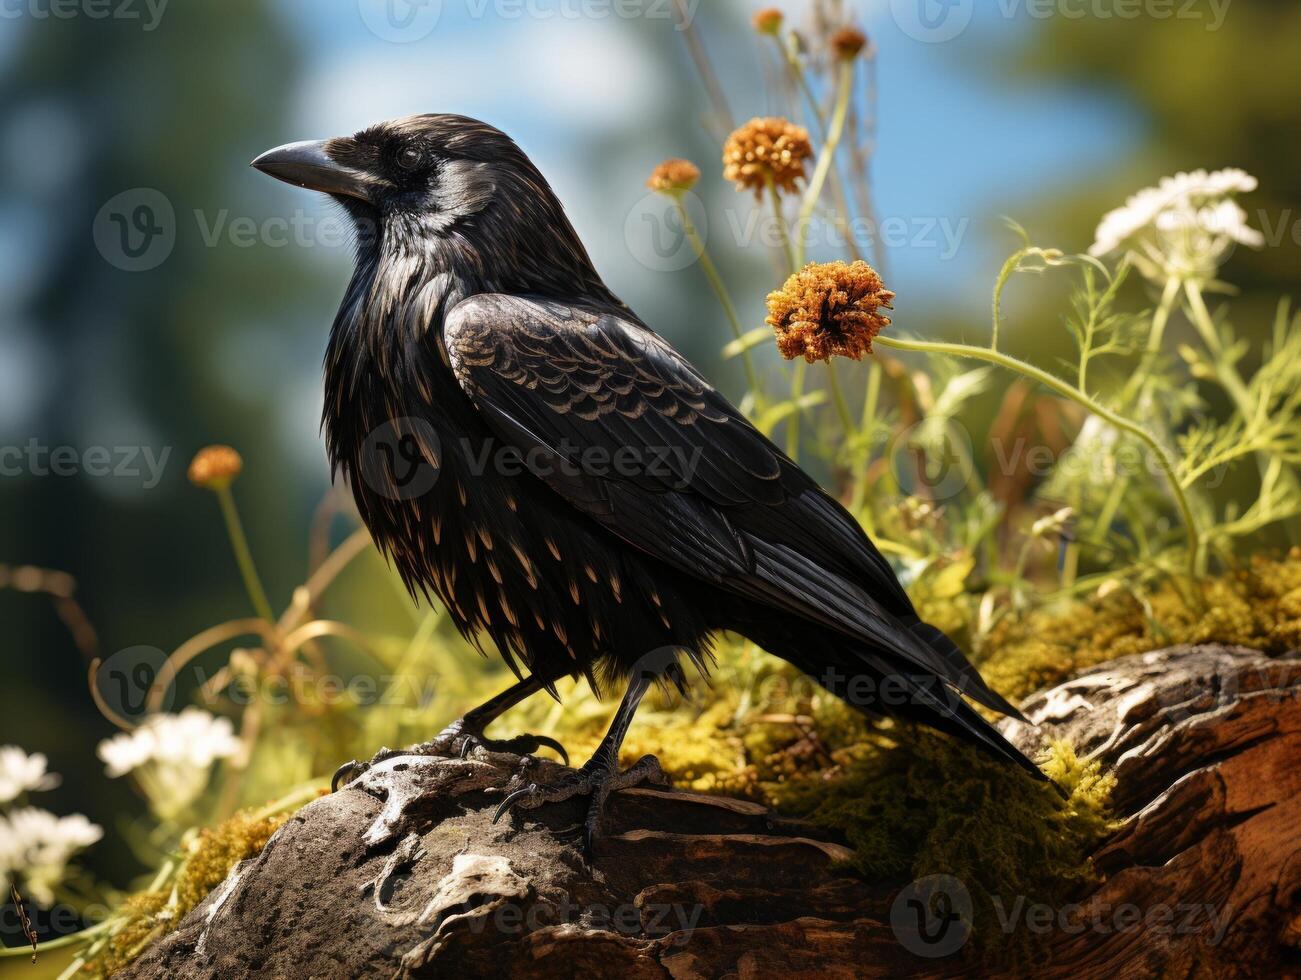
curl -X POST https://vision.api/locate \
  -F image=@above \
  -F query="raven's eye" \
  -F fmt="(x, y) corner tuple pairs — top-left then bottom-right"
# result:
(396, 146), (424, 171)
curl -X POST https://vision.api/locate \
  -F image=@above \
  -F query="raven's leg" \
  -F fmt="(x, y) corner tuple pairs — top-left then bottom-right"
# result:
(491, 667), (669, 855)
(331, 674), (567, 791)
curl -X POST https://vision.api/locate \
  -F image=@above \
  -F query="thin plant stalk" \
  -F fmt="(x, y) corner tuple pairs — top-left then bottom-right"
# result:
(850, 359), (883, 520)
(795, 61), (853, 268)
(1091, 275), (1185, 546)
(1121, 275), (1183, 407)
(1183, 280), (1253, 414)
(766, 176), (797, 273)
(671, 194), (762, 397)
(786, 360), (807, 458)
(874, 333), (1201, 580)
(772, 36), (862, 261)
(825, 359), (855, 433)
(216, 486), (275, 623)
(1184, 279), (1290, 495)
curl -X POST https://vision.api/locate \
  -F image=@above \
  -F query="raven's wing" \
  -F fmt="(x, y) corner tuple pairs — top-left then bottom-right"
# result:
(443, 293), (1018, 719)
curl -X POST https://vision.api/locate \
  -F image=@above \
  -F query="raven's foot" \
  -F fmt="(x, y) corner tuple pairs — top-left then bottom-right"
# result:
(330, 718), (569, 792)
(492, 753), (668, 855)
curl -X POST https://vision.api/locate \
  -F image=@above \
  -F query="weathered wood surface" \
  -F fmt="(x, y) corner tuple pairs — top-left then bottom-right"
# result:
(121, 644), (1299, 979)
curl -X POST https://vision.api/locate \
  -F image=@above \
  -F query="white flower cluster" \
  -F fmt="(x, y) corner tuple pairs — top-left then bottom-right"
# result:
(0, 809), (103, 905)
(0, 747), (101, 906)
(0, 745), (59, 804)
(1089, 168), (1263, 281)
(97, 708), (241, 822)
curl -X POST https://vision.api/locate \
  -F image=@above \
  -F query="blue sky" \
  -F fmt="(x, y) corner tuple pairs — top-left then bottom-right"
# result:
(267, 0), (1143, 305)
(0, 1), (1145, 475)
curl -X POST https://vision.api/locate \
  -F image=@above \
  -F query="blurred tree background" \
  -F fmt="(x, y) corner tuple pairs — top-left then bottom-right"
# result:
(2, 0), (1297, 898)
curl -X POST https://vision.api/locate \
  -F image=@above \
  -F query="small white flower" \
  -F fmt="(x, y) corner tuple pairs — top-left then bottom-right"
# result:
(1089, 168), (1263, 280)
(0, 807), (102, 906)
(97, 708), (241, 821)
(0, 746), (60, 804)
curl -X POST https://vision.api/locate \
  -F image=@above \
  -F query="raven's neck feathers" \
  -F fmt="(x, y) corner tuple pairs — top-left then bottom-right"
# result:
(322, 167), (621, 468)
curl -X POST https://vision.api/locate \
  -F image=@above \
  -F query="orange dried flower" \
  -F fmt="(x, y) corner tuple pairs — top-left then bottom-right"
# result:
(188, 445), (243, 490)
(752, 7), (784, 35)
(722, 117), (812, 198)
(830, 27), (868, 60)
(646, 158), (701, 194)
(765, 261), (895, 363)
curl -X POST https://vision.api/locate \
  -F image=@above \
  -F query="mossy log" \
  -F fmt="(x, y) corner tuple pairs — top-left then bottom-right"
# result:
(121, 644), (1299, 979)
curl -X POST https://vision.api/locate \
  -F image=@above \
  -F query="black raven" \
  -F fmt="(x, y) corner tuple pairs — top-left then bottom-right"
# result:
(253, 114), (1043, 847)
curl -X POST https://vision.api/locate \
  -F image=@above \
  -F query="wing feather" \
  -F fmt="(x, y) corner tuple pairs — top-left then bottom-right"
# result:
(443, 294), (1013, 711)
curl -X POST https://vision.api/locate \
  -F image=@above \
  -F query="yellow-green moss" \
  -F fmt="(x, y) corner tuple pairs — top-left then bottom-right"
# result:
(978, 552), (1301, 700)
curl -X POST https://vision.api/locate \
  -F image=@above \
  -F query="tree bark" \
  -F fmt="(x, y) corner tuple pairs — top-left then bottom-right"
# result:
(121, 644), (1300, 979)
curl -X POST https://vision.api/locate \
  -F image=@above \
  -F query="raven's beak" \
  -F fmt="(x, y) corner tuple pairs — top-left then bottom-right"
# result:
(251, 140), (375, 204)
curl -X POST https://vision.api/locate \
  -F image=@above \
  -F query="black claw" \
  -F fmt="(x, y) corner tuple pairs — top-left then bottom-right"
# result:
(331, 759), (361, 792)
(459, 736), (480, 760)
(534, 735), (570, 766)
(493, 783), (539, 824)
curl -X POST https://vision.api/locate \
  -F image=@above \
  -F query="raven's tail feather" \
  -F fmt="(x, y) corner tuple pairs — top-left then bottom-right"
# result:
(828, 640), (1047, 782)
(906, 619), (1027, 722)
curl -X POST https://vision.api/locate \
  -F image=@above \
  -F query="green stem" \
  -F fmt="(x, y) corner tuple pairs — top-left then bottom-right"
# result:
(216, 486), (275, 623)
(825, 360), (855, 433)
(875, 334), (1200, 578)
(786, 360), (807, 459)
(767, 177), (797, 274)
(1092, 275), (1184, 546)
(774, 39), (863, 262)
(795, 61), (853, 269)
(1121, 275), (1182, 407)
(1183, 280), (1253, 415)
(1184, 279), (1285, 505)
(850, 359), (883, 519)
(673, 195), (762, 398)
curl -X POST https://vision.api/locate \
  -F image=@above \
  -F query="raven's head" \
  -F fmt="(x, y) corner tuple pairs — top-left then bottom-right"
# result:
(253, 114), (606, 299)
